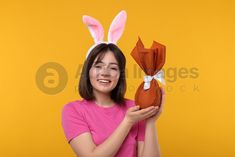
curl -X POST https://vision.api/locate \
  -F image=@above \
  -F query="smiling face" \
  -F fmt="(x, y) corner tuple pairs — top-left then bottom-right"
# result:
(79, 43), (126, 104)
(89, 50), (120, 95)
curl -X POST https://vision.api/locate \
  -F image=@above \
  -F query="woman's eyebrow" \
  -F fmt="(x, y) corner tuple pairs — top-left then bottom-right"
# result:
(94, 61), (104, 65)
(109, 62), (118, 66)
(95, 61), (118, 66)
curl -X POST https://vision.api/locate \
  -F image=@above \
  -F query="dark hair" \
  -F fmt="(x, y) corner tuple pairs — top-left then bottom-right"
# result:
(79, 43), (126, 105)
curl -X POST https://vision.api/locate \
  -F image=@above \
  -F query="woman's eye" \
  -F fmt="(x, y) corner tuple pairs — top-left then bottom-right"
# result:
(94, 65), (101, 68)
(111, 67), (118, 71)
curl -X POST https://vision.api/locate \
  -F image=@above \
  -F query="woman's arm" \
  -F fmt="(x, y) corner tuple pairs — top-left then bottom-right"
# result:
(141, 122), (161, 157)
(141, 88), (165, 157)
(70, 118), (133, 157)
(70, 106), (157, 157)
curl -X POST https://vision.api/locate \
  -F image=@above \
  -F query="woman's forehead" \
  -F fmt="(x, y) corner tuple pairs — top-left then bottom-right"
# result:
(94, 51), (118, 65)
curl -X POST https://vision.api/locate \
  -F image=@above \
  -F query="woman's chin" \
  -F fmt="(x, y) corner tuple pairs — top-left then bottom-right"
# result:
(95, 86), (114, 94)
(99, 88), (113, 93)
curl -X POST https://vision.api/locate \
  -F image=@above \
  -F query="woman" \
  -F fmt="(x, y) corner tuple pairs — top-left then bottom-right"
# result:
(62, 43), (165, 157)
(62, 10), (165, 157)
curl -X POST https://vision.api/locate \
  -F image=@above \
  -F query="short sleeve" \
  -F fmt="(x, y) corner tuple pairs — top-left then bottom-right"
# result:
(137, 120), (146, 141)
(61, 103), (90, 143)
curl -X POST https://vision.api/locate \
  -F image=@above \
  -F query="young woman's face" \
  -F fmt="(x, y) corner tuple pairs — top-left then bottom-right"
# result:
(89, 51), (120, 95)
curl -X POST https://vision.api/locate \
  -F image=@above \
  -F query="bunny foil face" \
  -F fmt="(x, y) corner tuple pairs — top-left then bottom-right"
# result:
(82, 10), (127, 59)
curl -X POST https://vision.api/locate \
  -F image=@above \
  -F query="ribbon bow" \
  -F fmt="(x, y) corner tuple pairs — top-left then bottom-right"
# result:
(143, 70), (165, 90)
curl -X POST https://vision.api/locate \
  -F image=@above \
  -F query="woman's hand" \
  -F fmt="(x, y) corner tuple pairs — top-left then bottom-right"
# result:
(146, 87), (166, 123)
(123, 105), (159, 126)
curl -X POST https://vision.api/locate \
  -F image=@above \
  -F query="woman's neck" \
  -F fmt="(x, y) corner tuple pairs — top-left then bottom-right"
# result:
(93, 90), (114, 107)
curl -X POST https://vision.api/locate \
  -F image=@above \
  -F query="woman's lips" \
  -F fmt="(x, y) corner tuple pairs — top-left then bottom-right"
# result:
(97, 79), (111, 85)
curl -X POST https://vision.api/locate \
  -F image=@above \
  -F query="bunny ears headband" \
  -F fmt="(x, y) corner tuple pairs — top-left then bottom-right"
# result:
(82, 10), (127, 58)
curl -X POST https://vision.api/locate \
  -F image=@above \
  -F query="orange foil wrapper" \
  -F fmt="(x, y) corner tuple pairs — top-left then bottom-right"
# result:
(131, 37), (166, 109)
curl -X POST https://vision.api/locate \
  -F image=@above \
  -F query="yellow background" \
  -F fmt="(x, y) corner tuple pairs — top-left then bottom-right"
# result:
(1, 0), (235, 156)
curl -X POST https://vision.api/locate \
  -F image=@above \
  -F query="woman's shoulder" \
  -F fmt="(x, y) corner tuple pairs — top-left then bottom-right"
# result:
(62, 99), (87, 114)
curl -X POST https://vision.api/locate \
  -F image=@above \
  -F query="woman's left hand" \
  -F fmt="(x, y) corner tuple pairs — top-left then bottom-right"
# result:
(146, 87), (166, 123)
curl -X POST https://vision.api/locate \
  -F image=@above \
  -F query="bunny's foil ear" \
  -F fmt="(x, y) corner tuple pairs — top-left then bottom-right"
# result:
(82, 15), (104, 43)
(108, 10), (127, 44)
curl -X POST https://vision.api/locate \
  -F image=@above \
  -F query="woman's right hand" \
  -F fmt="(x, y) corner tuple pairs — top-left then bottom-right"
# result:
(123, 105), (159, 125)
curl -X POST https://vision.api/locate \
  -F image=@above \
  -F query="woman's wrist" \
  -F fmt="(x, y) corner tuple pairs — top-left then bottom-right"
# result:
(122, 117), (135, 127)
(146, 118), (157, 126)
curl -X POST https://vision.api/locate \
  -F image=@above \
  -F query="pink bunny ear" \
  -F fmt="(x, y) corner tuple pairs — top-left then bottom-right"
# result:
(108, 10), (127, 44)
(82, 15), (104, 43)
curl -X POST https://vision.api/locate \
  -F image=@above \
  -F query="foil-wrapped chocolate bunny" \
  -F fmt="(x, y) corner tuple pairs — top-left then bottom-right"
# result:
(131, 37), (166, 109)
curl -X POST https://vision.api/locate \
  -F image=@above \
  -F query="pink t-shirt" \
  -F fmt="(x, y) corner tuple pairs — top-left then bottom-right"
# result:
(61, 98), (146, 157)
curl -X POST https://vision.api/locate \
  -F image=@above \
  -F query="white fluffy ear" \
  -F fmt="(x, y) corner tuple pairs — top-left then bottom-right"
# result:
(108, 10), (127, 44)
(82, 15), (104, 43)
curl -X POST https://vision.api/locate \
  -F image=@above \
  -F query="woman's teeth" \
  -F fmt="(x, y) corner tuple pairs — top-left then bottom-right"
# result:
(98, 79), (111, 84)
